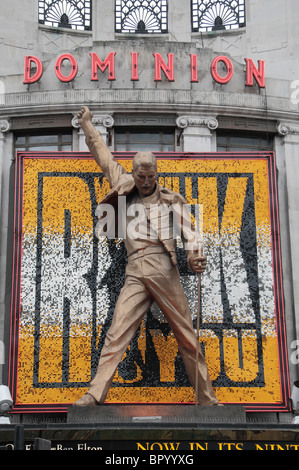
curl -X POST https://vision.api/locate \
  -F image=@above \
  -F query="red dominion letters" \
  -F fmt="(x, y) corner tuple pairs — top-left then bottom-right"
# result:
(23, 52), (265, 88)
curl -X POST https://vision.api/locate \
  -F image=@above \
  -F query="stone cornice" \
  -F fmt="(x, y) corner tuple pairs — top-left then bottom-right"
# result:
(277, 121), (299, 136)
(176, 115), (218, 130)
(0, 119), (11, 133)
(1, 89), (297, 119)
(72, 114), (114, 129)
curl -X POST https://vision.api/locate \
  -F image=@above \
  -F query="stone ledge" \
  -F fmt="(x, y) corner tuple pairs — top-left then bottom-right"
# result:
(67, 404), (246, 425)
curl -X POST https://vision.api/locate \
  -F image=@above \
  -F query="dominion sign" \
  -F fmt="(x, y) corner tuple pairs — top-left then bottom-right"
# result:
(8, 152), (290, 412)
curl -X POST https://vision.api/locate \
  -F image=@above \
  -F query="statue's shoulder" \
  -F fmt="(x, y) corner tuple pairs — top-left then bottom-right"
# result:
(99, 173), (135, 206)
(158, 185), (186, 205)
(113, 173), (135, 192)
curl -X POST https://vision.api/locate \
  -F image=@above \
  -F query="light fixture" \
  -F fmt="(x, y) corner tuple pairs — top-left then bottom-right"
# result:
(0, 385), (13, 424)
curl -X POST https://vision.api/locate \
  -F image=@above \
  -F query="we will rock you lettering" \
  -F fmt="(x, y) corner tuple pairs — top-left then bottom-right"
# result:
(30, 170), (266, 389)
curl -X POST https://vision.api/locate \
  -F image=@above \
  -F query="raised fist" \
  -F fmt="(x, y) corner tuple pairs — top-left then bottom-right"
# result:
(77, 106), (93, 125)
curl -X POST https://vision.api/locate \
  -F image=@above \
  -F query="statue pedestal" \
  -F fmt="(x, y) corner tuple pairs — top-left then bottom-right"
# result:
(67, 404), (246, 426)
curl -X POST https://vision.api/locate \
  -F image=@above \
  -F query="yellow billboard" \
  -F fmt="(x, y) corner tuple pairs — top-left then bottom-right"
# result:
(9, 152), (290, 412)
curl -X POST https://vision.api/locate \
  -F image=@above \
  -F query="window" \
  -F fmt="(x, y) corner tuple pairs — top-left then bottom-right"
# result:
(217, 132), (273, 152)
(115, 128), (174, 151)
(115, 0), (168, 34)
(38, 0), (92, 30)
(191, 0), (245, 32)
(15, 131), (73, 152)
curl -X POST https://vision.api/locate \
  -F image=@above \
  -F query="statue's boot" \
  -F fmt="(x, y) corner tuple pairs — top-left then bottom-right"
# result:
(73, 393), (97, 407)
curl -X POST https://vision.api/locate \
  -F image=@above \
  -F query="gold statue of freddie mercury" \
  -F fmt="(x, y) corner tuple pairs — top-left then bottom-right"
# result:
(74, 106), (219, 407)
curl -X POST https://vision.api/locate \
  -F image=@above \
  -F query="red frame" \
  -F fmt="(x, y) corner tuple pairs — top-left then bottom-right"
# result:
(7, 151), (290, 414)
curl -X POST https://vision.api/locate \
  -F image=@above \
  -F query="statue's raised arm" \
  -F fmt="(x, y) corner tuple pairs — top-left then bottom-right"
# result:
(77, 106), (126, 187)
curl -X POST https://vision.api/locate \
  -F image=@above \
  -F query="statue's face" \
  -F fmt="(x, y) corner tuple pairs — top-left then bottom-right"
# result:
(132, 164), (157, 198)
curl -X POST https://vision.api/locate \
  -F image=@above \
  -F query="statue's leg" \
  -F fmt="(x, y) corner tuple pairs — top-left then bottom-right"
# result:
(87, 276), (152, 403)
(145, 260), (219, 406)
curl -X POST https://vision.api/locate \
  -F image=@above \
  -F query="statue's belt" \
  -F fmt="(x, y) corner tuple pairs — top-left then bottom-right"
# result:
(128, 244), (172, 262)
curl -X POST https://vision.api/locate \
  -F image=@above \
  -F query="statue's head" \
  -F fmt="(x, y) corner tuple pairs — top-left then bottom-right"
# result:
(132, 152), (157, 197)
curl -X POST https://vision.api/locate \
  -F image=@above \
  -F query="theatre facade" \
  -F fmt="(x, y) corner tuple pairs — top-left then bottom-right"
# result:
(0, 0), (299, 427)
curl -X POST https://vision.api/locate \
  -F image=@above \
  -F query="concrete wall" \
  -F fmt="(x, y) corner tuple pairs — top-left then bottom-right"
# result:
(0, 0), (299, 400)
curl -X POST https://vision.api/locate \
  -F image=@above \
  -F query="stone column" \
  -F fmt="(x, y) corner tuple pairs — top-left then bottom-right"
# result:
(277, 121), (299, 362)
(176, 115), (218, 152)
(0, 119), (11, 380)
(72, 114), (114, 151)
(0, 119), (11, 225)
(0, 119), (11, 195)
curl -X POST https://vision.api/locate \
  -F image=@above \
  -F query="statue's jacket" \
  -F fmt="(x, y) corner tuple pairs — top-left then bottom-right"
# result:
(86, 130), (201, 269)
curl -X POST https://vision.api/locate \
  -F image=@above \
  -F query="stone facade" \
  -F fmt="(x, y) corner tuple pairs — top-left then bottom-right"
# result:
(0, 0), (299, 409)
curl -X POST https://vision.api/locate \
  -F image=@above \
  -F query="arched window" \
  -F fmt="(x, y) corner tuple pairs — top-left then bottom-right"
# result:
(115, 0), (168, 34)
(38, 0), (92, 30)
(191, 0), (245, 32)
